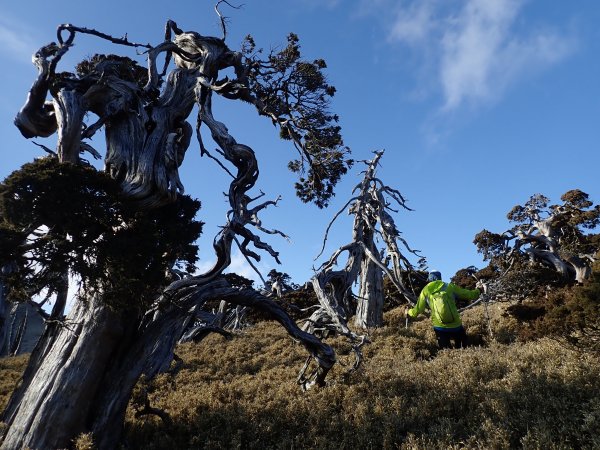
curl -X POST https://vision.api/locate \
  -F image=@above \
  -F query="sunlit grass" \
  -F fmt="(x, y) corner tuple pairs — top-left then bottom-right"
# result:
(0, 354), (28, 412)
(1, 303), (598, 449)
(123, 304), (600, 449)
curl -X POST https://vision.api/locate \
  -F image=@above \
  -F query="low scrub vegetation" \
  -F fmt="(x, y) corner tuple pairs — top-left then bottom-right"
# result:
(0, 354), (28, 411)
(119, 302), (600, 449)
(2, 279), (599, 449)
(508, 259), (600, 353)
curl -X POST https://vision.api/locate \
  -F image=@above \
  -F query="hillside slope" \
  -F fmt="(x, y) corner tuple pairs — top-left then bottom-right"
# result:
(2, 303), (599, 449)
(116, 304), (600, 450)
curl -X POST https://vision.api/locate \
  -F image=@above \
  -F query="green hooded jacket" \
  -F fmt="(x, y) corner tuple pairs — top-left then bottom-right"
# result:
(408, 280), (480, 329)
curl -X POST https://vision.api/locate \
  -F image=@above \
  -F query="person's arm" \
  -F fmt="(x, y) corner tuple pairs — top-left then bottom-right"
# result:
(450, 284), (480, 301)
(407, 287), (428, 318)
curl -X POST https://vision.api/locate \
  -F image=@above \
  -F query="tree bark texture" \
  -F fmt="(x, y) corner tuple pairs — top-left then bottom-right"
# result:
(2, 295), (122, 450)
(355, 256), (384, 329)
(309, 151), (418, 333)
(2, 20), (335, 450)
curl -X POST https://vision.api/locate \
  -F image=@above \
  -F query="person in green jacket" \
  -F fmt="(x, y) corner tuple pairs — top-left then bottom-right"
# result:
(405, 270), (482, 349)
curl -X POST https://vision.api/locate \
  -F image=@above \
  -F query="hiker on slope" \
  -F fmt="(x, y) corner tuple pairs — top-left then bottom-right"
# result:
(405, 270), (484, 349)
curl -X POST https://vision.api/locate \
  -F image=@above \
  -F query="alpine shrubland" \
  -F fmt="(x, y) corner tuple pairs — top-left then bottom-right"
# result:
(4, 285), (599, 449)
(127, 300), (600, 450)
(1, 5), (597, 447)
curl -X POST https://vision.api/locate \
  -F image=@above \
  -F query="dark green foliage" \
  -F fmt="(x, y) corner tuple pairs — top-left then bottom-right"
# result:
(473, 229), (506, 261)
(506, 303), (546, 322)
(589, 232), (600, 250)
(242, 33), (353, 208)
(511, 258), (600, 353)
(224, 273), (254, 289)
(266, 269), (297, 290)
(76, 54), (148, 89)
(451, 266), (478, 290)
(560, 189), (600, 229)
(475, 264), (500, 281)
(506, 193), (549, 223)
(0, 158), (202, 310)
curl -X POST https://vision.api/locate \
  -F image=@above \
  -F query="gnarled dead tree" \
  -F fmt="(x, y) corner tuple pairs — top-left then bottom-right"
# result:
(300, 151), (420, 374)
(474, 190), (599, 292)
(1, 10), (344, 450)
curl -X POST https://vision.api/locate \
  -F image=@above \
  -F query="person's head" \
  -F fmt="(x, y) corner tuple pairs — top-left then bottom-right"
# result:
(427, 270), (442, 282)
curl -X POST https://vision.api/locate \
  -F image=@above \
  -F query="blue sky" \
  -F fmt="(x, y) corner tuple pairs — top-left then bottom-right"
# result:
(0, 0), (598, 287)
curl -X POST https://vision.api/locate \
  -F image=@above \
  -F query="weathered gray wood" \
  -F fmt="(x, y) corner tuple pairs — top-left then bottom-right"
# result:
(3, 16), (337, 450)
(355, 257), (384, 329)
(508, 200), (594, 283)
(1, 295), (121, 450)
(13, 44), (59, 139)
(308, 151), (419, 339)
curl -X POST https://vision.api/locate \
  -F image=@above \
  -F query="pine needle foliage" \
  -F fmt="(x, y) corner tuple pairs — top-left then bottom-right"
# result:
(0, 157), (202, 310)
(242, 33), (353, 208)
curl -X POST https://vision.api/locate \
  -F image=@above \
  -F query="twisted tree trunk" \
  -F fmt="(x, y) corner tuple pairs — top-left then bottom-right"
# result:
(308, 151), (418, 335)
(517, 217), (592, 283)
(2, 20), (335, 450)
(2, 295), (125, 450)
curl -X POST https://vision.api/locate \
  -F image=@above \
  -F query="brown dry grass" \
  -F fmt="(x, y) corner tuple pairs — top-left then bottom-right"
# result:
(0, 353), (28, 441)
(123, 304), (600, 449)
(0, 353), (28, 412)
(1, 303), (598, 449)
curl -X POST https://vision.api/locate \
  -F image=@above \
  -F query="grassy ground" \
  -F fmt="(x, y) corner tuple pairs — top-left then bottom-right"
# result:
(0, 354), (28, 411)
(1, 303), (599, 449)
(122, 304), (600, 449)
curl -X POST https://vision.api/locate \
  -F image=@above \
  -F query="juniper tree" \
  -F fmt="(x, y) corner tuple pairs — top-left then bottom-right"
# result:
(0, 6), (349, 449)
(473, 190), (600, 297)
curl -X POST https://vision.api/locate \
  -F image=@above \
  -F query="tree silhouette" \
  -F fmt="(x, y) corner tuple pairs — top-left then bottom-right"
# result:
(0, 7), (345, 448)
(474, 190), (600, 295)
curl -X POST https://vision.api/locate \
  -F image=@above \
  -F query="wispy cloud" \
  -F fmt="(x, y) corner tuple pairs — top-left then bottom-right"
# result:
(372, 0), (576, 112)
(438, 0), (573, 111)
(195, 249), (272, 287)
(0, 16), (38, 64)
(388, 0), (436, 45)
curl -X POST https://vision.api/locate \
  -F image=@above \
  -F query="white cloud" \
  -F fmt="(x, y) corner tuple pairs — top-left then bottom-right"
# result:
(0, 19), (37, 64)
(195, 249), (272, 287)
(440, 0), (520, 109)
(388, 0), (436, 45)
(384, 0), (575, 111)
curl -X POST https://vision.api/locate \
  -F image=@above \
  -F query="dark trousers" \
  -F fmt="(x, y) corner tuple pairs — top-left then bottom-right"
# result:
(434, 326), (468, 349)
